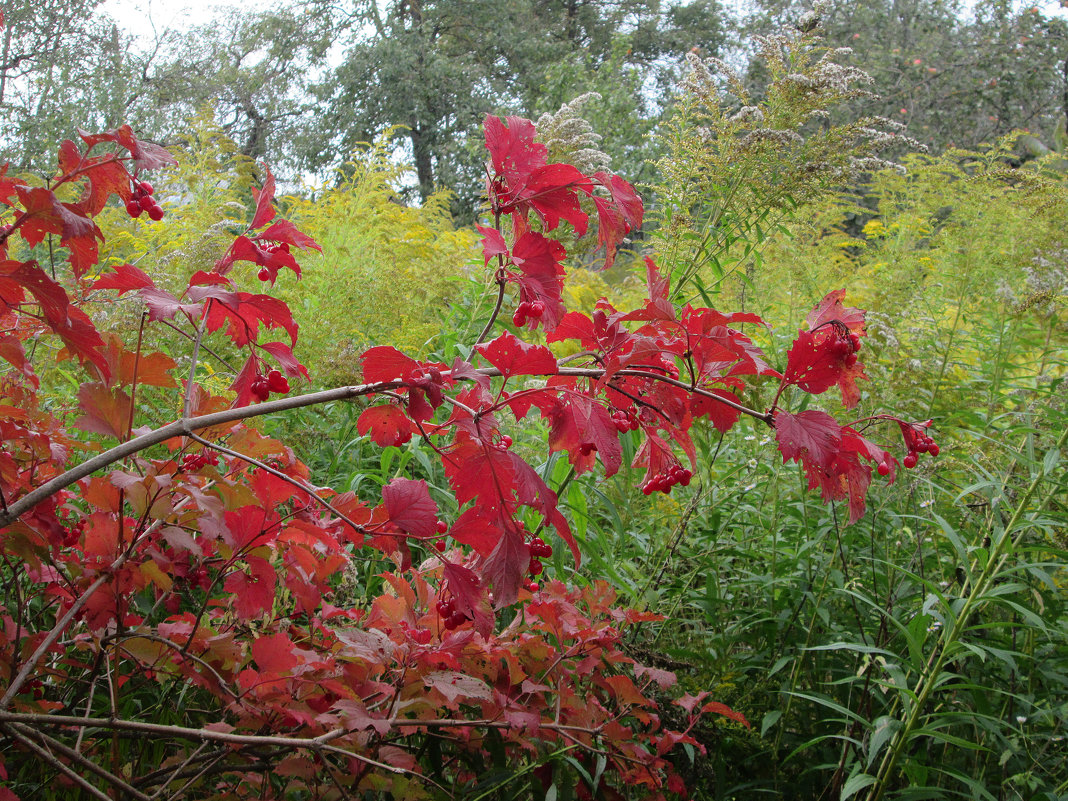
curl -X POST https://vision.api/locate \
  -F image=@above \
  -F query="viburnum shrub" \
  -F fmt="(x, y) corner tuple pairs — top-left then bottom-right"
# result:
(0, 111), (935, 799)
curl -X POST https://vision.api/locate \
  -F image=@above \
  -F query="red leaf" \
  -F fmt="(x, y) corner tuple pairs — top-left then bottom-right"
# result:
(204, 292), (298, 347)
(774, 409), (841, 471)
(521, 163), (591, 234)
(483, 115), (546, 187)
(251, 631), (298, 675)
(690, 387), (743, 434)
(806, 289), (865, 332)
(357, 405), (414, 447)
(74, 382), (132, 439)
(361, 346), (420, 383)
(449, 507), (501, 557)
(545, 394), (622, 476)
(94, 263), (155, 295)
(14, 186), (101, 275)
(476, 225), (508, 266)
(441, 561), (493, 638)
(259, 341), (310, 380)
(250, 165), (277, 229)
(224, 556), (276, 620)
(509, 231), (567, 331)
(138, 288), (203, 322)
(701, 700), (750, 728)
(783, 328), (867, 408)
(481, 516), (528, 606)
(79, 124), (175, 171)
(258, 219), (320, 251)
(476, 330), (558, 378)
(382, 477), (438, 539)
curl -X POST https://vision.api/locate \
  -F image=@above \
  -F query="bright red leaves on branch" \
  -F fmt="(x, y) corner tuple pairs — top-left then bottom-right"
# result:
(0, 116), (930, 800)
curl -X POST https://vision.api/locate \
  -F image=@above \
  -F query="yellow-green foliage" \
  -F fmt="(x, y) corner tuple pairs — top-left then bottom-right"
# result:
(280, 138), (478, 385)
(93, 118), (478, 392)
(748, 136), (1068, 425)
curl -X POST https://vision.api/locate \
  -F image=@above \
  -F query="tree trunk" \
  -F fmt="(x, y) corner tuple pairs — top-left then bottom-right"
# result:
(409, 122), (435, 202)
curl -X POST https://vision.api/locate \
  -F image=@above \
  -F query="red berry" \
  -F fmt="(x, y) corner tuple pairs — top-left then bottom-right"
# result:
(435, 520), (448, 534)
(125, 199), (142, 217)
(526, 581), (539, 593)
(877, 461), (891, 477)
(266, 369), (289, 394)
(258, 267), (272, 282)
(903, 453), (918, 469)
(512, 310), (526, 327)
(434, 540), (447, 553)
(139, 181), (154, 195)
(147, 204), (164, 221)
(446, 612), (467, 629)
(529, 560), (544, 576)
(929, 443), (940, 457)
(529, 301), (545, 317)
(139, 195), (155, 211)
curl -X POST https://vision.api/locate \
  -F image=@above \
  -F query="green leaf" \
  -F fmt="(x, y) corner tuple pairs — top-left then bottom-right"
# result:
(840, 772), (877, 800)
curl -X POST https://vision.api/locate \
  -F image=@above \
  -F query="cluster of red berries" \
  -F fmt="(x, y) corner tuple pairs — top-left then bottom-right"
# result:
(124, 180), (164, 221)
(432, 520), (449, 552)
(611, 409), (640, 433)
(250, 369), (290, 402)
(181, 451), (219, 472)
(827, 329), (862, 366)
(512, 300), (545, 327)
(497, 434), (513, 449)
(256, 243), (291, 282)
(435, 596), (470, 630)
(527, 536), (552, 581)
(900, 419), (939, 469)
(641, 464), (693, 495)
(63, 519), (87, 547)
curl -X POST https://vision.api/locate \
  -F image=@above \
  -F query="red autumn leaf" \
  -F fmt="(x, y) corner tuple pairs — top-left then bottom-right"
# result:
(230, 353), (261, 407)
(774, 409), (842, 471)
(58, 143), (132, 216)
(701, 700), (750, 728)
(476, 330), (558, 378)
(257, 219), (320, 251)
(224, 235), (301, 281)
(250, 165), (277, 229)
(801, 445), (873, 525)
(14, 186), (101, 275)
(259, 341), (310, 380)
(476, 225), (508, 266)
(361, 346), (420, 383)
(806, 288), (866, 332)
(251, 631), (298, 675)
(783, 328), (867, 408)
(94, 263), (155, 294)
(481, 515), (528, 606)
(441, 560), (494, 638)
(545, 394), (622, 476)
(520, 162), (591, 234)
(357, 404), (414, 447)
(690, 387), (743, 434)
(224, 556), (276, 620)
(382, 477), (438, 539)
(79, 124), (176, 171)
(483, 114), (546, 188)
(449, 507), (501, 557)
(138, 287), (203, 322)
(205, 291), (298, 347)
(509, 231), (567, 331)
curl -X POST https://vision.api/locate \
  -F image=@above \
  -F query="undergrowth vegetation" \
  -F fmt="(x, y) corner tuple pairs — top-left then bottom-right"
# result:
(1, 8), (1065, 801)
